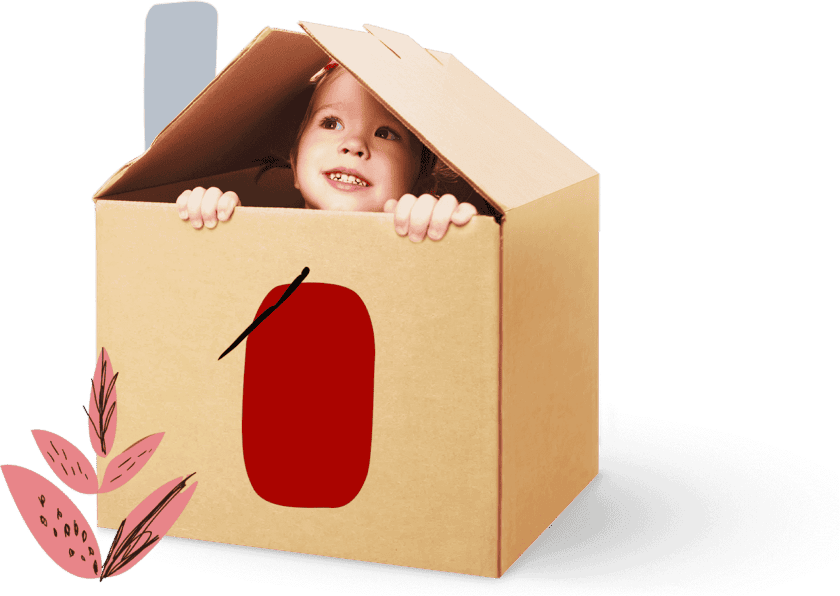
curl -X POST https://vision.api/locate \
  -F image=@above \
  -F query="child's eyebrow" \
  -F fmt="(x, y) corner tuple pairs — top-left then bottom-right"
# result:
(313, 102), (348, 114)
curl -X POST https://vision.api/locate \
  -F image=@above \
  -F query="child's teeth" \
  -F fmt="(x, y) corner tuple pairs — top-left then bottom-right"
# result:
(329, 172), (368, 186)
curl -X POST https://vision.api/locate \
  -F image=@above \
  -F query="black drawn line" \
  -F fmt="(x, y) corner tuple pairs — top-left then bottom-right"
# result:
(48, 452), (55, 462)
(50, 441), (59, 455)
(61, 463), (68, 476)
(62, 449), (67, 460)
(71, 467), (76, 476)
(138, 450), (148, 458)
(118, 457), (132, 469)
(219, 267), (310, 360)
(110, 474), (122, 483)
(77, 462), (83, 475)
(127, 462), (136, 471)
(100, 472), (196, 580)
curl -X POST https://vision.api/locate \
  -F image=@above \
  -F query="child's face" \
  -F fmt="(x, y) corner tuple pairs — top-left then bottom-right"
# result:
(293, 69), (423, 212)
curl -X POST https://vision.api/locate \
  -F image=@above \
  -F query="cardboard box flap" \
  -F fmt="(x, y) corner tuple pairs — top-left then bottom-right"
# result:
(95, 28), (329, 198)
(301, 22), (598, 212)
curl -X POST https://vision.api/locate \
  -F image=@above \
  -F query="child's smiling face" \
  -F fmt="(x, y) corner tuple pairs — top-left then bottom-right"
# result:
(292, 69), (423, 212)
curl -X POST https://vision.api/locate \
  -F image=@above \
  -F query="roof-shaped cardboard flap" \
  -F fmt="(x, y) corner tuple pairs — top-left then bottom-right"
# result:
(301, 22), (598, 212)
(95, 28), (328, 199)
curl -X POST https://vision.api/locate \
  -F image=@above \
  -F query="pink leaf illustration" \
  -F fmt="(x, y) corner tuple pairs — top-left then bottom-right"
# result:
(99, 433), (165, 493)
(31, 430), (98, 494)
(1, 465), (101, 579)
(86, 347), (118, 457)
(100, 474), (197, 579)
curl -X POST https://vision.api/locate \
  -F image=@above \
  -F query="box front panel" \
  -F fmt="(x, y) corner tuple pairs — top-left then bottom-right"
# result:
(96, 201), (499, 576)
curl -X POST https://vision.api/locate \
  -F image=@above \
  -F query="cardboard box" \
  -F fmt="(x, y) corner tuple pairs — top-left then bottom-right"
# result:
(94, 23), (599, 577)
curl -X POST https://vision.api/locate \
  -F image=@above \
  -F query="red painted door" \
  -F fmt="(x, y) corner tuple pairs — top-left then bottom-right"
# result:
(242, 283), (375, 508)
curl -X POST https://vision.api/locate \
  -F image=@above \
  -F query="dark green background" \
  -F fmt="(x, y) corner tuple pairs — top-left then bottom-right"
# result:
(0, 0), (840, 596)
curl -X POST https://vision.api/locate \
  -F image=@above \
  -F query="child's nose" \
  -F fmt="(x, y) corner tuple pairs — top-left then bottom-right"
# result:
(339, 135), (368, 158)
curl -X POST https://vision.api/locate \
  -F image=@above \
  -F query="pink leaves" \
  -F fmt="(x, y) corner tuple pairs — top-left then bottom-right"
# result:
(3, 346), (196, 580)
(1, 466), (195, 581)
(100, 474), (198, 579)
(31, 431), (98, 495)
(100, 433), (165, 493)
(34, 348), (161, 496)
(1, 465), (101, 579)
(33, 430), (164, 495)
(86, 348), (117, 457)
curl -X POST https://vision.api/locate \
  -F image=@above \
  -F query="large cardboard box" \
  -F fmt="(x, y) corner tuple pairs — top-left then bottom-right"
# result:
(94, 23), (599, 577)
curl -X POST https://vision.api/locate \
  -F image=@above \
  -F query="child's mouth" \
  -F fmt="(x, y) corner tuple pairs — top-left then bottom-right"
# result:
(324, 169), (371, 191)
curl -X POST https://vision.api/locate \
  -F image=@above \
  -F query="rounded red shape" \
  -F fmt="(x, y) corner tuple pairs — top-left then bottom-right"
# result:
(242, 283), (375, 508)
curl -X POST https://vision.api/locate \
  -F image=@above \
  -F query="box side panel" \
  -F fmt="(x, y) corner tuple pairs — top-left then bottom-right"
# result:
(96, 202), (500, 576)
(499, 175), (599, 574)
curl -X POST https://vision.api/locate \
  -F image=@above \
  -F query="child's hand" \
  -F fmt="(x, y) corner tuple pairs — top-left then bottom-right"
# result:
(176, 187), (241, 229)
(384, 194), (477, 242)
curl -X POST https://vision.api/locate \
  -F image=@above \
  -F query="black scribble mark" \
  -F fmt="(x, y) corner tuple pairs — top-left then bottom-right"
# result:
(117, 457), (131, 469)
(74, 521), (79, 536)
(93, 560), (99, 575)
(47, 452), (55, 462)
(77, 462), (83, 475)
(138, 451), (147, 458)
(88, 546), (94, 556)
(40, 516), (48, 527)
(64, 524), (71, 537)
(83, 531), (88, 543)
(50, 441), (59, 455)
(71, 467), (76, 476)
(127, 462), (136, 471)
(57, 509), (62, 520)
(69, 548), (75, 557)
(62, 449), (67, 460)
(84, 473), (89, 480)
(38, 495), (45, 507)
(110, 475), (122, 483)
(81, 555), (86, 562)
(53, 528), (58, 537)
(61, 463), (68, 475)
(219, 267), (310, 360)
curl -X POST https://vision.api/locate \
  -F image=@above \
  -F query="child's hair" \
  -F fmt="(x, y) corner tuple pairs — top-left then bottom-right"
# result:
(258, 61), (459, 198)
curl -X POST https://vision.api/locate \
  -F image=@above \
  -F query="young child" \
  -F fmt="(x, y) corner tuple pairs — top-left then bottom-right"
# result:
(176, 61), (478, 242)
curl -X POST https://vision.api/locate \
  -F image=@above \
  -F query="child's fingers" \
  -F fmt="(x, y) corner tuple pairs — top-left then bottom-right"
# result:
(407, 194), (437, 243)
(393, 194), (417, 236)
(176, 190), (191, 220)
(201, 187), (223, 229)
(217, 191), (240, 222)
(382, 198), (398, 214)
(427, 194), (458, 241)
(451, 202), (478, 226)
(186, 187), (207, 229)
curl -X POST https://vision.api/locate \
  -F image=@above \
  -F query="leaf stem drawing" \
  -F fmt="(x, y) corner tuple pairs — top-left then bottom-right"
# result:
(100, 472), (197, 580)
(83, 348), (119, 456)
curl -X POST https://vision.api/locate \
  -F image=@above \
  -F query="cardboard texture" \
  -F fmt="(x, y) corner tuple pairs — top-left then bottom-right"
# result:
(94, 23), (599, 577)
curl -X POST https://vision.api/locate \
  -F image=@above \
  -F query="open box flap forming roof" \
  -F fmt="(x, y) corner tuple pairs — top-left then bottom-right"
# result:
(95, 23), (597, 213)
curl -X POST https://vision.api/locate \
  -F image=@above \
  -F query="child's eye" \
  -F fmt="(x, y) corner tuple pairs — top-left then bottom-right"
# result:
(320, 117), (343, 131)
(375, 127), (400, 141)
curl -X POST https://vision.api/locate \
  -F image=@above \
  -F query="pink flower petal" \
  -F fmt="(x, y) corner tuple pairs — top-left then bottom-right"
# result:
(99, 433), (165, 493)
(31, 431), (98, 494)
(1, 465), (101, 579)
(100, 474), (197, 579)
(87, 348), (118, 457)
